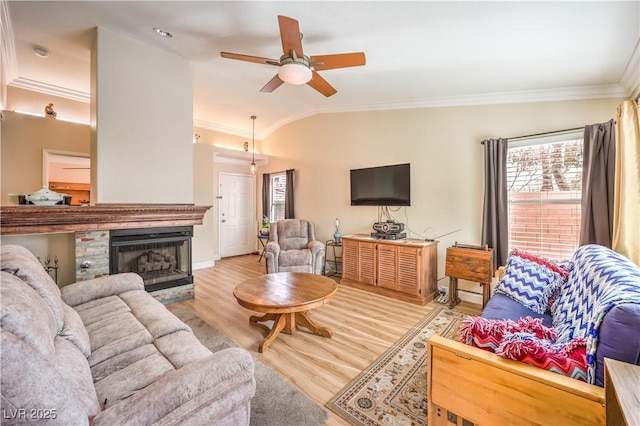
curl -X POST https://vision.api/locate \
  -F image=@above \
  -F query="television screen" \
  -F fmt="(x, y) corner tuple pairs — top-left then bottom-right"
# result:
(350, 163), (410, 206)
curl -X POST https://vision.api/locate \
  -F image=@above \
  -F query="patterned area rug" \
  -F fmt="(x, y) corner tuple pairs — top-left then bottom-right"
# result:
(326, 306), (467, 426)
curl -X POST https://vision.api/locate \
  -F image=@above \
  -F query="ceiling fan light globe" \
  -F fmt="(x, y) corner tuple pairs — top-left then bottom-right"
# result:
(278, 63), (312, 85)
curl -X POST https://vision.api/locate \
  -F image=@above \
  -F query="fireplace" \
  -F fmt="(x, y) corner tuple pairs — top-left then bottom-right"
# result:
(110, 226), (193, 292)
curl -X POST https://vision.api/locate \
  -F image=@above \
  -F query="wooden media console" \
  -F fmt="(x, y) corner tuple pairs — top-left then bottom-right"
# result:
(340, 234), (438, 305)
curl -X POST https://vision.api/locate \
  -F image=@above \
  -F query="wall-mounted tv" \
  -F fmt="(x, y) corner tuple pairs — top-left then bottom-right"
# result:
(350, 163), (411, 206)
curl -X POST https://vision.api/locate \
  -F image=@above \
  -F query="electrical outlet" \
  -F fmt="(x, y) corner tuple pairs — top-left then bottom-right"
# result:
(435, 288), (448, 304)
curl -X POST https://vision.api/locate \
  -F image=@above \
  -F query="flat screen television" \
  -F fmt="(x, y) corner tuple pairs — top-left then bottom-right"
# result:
(350, 163), (411, 206)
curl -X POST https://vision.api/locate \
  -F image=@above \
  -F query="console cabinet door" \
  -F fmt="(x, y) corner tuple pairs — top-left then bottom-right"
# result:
(342, 239), (376, 285)
(342, 238), (359, 281)
(397, 246), (422, 295)
(357, 241), (376, 285)
(377, 243), (397, 290)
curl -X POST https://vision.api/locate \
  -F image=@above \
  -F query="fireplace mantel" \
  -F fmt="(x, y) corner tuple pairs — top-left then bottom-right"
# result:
(0, 204), (212, 235)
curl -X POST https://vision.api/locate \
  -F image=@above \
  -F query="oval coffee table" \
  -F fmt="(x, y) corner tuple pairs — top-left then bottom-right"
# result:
(233, 272), (338, 353)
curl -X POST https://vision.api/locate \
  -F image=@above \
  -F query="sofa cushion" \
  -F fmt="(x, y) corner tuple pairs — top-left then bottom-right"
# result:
(91, 344), (158, 382)
(53, 336), (102, 417)
(154, 330), (214, 369)
(460, 315), (587, 381)
(119, 290), (190, 339)
(1, 272), (56, 357)
(482, 293), (553, 328)
(551, 244), (640, 384)
(1, 331), (101, 425)
(279, 249), (312, 268)
(496, 333), (588, 382)
(1, 272), (100, 424)
(1, 244), (65, 331)
(495, 254), (564, 314)
(460, 315), (557, 353)
(94, 351), (176, 407)
(274, 220), (311, 251)
(75, 295), (132, 326)
(592, 303), (640, 386)
(87, 314), (153, 367)
(60, 303), (92, 358)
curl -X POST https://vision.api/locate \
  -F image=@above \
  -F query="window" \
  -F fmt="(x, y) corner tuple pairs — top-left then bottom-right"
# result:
(269, 172), (286, 222)
(506, 131), (583, 259)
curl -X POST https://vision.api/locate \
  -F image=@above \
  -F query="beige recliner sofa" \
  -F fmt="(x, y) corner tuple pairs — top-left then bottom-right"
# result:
(0, 244), (256, 425)
(264, 219), (325, 275)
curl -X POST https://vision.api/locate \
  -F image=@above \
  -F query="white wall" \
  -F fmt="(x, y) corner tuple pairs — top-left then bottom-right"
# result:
(192, 126), (262, 263)
(6, 86), (89, 124)
(1, 233), (77, 287)
(260, 98), (623, 298)
(91, 27), (193, 203)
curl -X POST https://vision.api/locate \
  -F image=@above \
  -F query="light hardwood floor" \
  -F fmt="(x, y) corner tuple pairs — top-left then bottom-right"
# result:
(170, 255), (481, 426)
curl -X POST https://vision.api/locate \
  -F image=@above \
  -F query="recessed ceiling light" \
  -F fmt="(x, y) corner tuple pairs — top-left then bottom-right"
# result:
(34, 47), (49, 58)
(153, 27), (173, 38)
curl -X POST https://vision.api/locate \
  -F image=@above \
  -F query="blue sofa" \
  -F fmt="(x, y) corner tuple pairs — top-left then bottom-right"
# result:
(482, 244), (640, 386)
(427, 244), (640, 426)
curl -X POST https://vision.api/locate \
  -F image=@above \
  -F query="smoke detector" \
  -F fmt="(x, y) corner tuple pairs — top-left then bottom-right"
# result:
(33, 47), (49, 58)
(153, 28), (173, 38)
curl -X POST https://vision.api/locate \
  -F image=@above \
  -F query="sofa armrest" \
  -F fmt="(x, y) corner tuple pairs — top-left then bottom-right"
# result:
(61, 273), (144, 307)
(307, 240), (325, 255)
(308, 241), (325, 274)
(265, 242), (280, 273)
(427, 335), (604, 426)
(265, 241), (280, 257)
(92, 347), (256, 426)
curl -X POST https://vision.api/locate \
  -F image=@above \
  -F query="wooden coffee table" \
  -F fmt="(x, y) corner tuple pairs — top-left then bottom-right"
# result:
(233, 272), (338, 353)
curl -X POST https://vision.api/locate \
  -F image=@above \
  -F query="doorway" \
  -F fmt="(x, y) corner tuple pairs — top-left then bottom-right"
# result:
(219, 173), (256, 258)
(43, 150), (91, 206)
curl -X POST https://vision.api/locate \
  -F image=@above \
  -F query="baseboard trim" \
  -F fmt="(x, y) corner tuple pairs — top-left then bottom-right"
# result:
(437, 286), (483, 305)
(193, 260), (215, 270)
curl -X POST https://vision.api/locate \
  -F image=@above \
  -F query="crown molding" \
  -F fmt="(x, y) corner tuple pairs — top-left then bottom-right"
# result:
(9, 77), (90, 103)
(0, 2), (18, 82)
(259, 84), (629, 138)
(9, 76), (631, 139)
(317, 84), (629, 114)
(620, 38), (640, 99)
(212, 146), (269, 166)
(193, 119), (256, 139)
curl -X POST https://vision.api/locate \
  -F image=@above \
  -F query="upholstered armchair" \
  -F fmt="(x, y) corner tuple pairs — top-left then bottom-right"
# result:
(264, 219), (325, 275)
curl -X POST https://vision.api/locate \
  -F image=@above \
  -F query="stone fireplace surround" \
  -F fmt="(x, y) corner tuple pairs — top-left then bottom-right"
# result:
(0, 204), (211, 304)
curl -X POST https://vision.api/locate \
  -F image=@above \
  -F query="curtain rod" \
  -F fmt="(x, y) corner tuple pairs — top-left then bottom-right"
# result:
(266, 168), (295, 174)
(480, 126), (584, 144)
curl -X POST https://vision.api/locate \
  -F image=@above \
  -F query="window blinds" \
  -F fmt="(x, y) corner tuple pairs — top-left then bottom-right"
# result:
(507, 131), (583, 260)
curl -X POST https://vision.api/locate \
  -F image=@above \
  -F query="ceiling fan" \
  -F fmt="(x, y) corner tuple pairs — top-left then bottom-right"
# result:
(220, 15), (366, 97)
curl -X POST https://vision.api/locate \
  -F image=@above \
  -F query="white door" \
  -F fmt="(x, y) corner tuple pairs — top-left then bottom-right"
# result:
(219, 173), (255, 257)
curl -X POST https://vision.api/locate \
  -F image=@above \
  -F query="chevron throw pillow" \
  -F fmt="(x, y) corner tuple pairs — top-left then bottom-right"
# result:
(495, 254), (564, 314)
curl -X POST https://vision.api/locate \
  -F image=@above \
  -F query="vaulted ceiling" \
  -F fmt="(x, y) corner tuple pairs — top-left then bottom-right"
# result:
(5, 1), (639, 138)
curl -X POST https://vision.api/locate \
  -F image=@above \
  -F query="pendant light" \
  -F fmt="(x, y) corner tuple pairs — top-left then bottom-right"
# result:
(250, 115), (256, 174)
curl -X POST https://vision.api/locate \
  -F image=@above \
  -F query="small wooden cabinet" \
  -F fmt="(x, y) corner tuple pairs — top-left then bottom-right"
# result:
(341, 235), (438, 305)
(49, 181), (90, 206)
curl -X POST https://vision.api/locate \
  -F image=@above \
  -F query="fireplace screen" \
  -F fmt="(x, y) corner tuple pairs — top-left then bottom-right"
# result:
(110, 226), (193, 292)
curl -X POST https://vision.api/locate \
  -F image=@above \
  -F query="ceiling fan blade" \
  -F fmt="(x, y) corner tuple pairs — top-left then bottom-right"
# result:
(310, 52), (366, 71)
(278, 15), (304, 58)
(220, 52), (280, 66)
(307, 70), (337, 97)
(260, 74), (285, 93)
